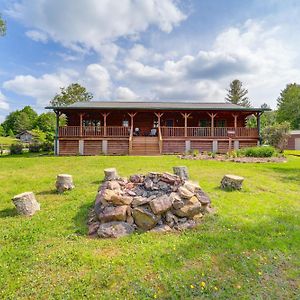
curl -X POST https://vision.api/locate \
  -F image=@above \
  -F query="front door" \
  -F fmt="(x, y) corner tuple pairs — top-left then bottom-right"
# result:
(166, 119), (174, 127)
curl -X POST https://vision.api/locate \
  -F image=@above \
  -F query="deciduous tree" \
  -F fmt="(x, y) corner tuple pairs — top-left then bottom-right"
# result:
(276, 83), (300, 129)
(50, 83), (93, 107)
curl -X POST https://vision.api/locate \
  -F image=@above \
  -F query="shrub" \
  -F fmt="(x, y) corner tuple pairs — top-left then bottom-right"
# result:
(10, 142), (23, 154)
(29, 142), (42, 153)
(262, 122), (290, 152)
(242, 146), (275, 157)
(192, 149), (199, 157)
(42, 141), (54, 152)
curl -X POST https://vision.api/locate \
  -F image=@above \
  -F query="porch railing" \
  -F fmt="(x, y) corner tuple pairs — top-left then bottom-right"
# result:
(59, 126), (258, 138)
(59, 126), (130, 137)
(161, 127), (258, 138)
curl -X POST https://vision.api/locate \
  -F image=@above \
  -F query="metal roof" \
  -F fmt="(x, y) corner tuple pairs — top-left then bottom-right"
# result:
(46, 101), (266, 112)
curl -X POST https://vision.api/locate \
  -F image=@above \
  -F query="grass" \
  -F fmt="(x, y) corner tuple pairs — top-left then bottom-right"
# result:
(0, 153), (299, 299)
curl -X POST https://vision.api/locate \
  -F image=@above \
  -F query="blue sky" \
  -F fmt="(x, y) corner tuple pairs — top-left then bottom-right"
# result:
(0, 0), (300, 121)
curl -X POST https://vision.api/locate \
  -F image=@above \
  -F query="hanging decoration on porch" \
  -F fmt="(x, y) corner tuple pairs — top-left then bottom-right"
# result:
(88, 168), (214, 238)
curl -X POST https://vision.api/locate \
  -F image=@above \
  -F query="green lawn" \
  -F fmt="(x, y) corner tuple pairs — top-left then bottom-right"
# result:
(0, 154), (299, 299)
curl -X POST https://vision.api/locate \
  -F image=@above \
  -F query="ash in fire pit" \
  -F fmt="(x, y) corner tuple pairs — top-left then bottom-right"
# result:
(88, 168), (214, 238)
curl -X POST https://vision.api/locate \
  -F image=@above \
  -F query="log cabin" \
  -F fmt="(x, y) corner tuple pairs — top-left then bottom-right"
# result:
(46, 101), (266, 156)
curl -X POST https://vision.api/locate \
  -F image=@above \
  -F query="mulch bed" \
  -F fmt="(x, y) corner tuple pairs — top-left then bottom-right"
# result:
(179, 154), (287, 163)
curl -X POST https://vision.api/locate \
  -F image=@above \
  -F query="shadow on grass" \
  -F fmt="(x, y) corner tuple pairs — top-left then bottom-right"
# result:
(36, 189), (58, 196)
(73, 202), (94, 235)
(0, 207), (17, 218)
(269, 165), (300, 183)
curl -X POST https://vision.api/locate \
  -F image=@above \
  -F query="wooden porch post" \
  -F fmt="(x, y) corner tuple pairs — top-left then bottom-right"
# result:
(232, 114), (238, 136)
(79, 113), (83, 137)
(101, 112), (110, 137)
(54, 110), (60, 156)
(180, 112), (191, 137)
(207, 113), (217, 137)
(128, 112), (137, 134)
(154, 112), (164, 128)
(257, 112), (262, 145)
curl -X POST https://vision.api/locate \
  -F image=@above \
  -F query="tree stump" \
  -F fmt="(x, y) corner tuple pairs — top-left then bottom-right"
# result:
(221, 174), (244, 190)
(55, 174), (75, 193)
(12, 192), (40, 216)
(104, 168), (118, 181)
(173, 166), (189, 180)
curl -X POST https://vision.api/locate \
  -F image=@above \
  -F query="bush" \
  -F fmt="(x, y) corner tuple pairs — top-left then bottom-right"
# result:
(42, 141), (54, 152)
(262, 122), (290, 151)
(29, 142), (42, 153)
(10, 142), (23, 154)
(241, 146), (275, 157)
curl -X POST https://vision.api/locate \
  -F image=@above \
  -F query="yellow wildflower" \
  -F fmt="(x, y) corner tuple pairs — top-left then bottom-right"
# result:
(214, 286), (218, 291)
(258, 271), (262, 275)
(190, 285), (195, 289)
(200, 281), (206, 288)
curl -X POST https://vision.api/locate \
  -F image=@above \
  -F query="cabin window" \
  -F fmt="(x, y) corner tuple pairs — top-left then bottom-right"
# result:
(198, 119), (210, 127)
(83, 120), (100, 126)
(216, 120), (226, 127)
(153, 120), (159, 128)
(122, 120), (129, 127)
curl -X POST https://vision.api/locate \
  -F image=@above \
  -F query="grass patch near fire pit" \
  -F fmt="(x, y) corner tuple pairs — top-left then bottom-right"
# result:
(0, 153), (299, 299)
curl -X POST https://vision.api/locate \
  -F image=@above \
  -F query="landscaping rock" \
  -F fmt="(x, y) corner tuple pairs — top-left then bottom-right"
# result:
(97, 221), (134, 238)
(178, 186), (194, 199)
(92, 168), (213, 238)
(221, 174), (244, 190)
(132, 207), (160, 230)
(12, 192), (40, 216)
(55, 174), (74, 193)
(150, 195), (172, 214)
(98, 205), (128, 223)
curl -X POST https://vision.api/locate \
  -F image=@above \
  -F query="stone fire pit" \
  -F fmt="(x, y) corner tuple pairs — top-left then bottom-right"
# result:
(88, 168), (214, 238)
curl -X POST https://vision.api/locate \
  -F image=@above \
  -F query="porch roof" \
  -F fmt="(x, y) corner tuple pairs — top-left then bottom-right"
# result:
(46, 101), (267, 112)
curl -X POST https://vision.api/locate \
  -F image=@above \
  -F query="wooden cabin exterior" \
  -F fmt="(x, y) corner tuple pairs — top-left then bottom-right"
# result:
(46, 101), (265, 156)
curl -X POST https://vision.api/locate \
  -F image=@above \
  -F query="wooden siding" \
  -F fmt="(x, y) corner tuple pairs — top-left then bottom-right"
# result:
(162, 140), (185, 154)
(287, 133), (300, 150)
(239, 140), (258, 149)
(59, 140), (79, 155)
(190, 140), (213, 152)
(107, 140), (129, 155)
(83, 140), (102, 156)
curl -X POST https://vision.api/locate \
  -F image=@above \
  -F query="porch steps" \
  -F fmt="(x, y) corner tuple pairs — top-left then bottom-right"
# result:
(131, 136), (160, 155)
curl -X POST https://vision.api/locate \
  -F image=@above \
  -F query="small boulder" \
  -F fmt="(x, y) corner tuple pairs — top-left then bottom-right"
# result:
(107, 180), (121, 191)
(170, 192), (185, 209)
(195, 189), (211, 204)
(97, 221), (134, 238)
(150, 195), (172, 214)
(98, 205), (128, 223)
(150, 224), (172, 233)
(173, 201), (201, 218)
(131, 196), (150, 207)
(132, 207), (160, 230)
(178, 186), (194, 199)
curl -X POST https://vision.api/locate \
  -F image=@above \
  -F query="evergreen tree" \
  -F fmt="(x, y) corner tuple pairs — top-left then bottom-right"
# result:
(225, 79), (251, 107)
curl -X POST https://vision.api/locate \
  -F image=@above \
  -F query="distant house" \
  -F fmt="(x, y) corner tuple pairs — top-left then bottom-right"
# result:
(286, 130), (300, 150)
(16, 130), (35, 143)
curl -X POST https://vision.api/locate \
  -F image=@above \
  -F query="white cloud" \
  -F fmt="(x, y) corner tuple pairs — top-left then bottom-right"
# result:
(118, 20), (300, 107)
(7, 0), (186, 56)
(25, 30), (48, 43)
(3, 64), (112, 106)
(83, 64), (111, 99)
(0, 90), (9, 110)
(115, 87), (140, 101)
